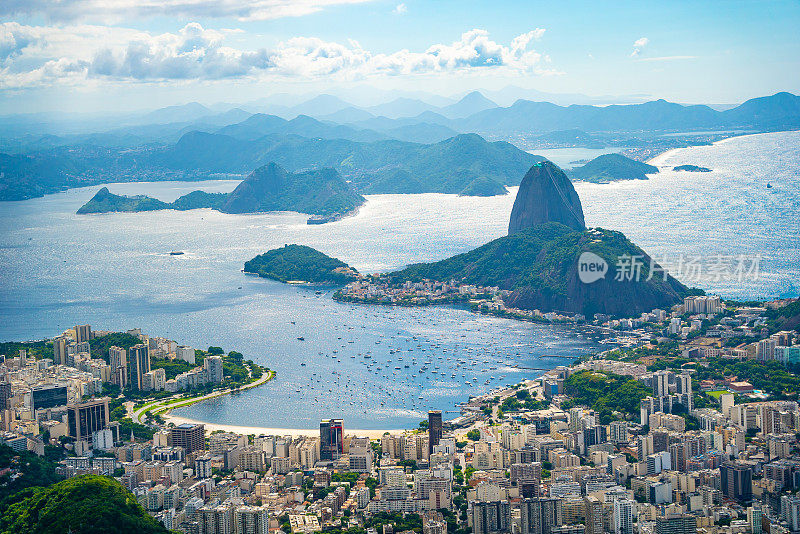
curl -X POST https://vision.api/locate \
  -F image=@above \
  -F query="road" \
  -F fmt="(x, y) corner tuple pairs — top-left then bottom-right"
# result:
(131, 369), (275, 425)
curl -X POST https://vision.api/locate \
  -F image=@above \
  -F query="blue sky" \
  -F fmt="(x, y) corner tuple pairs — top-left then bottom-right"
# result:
(1, 0), (798, 113)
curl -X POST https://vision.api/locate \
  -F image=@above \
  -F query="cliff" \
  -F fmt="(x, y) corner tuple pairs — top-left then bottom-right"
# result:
(508, 161), (586, 234)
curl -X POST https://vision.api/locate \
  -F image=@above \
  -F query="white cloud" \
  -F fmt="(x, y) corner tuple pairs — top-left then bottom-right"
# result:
(393, 3), (407, 15)
(631, 36), (649, 57)
(0, 23), (554, 89)
(0, 0), (374, 23)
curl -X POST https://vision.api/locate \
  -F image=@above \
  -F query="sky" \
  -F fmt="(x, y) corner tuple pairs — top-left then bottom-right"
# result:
(1, 0), (799, 114)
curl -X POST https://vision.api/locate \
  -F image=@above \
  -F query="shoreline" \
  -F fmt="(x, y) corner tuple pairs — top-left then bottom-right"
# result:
(162, 413), (404, 439)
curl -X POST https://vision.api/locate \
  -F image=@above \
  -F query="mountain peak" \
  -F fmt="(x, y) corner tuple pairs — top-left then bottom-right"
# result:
(508, 161), (586, 234)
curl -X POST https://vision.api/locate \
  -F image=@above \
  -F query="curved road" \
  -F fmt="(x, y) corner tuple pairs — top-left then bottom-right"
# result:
(131, 370), (275, 425)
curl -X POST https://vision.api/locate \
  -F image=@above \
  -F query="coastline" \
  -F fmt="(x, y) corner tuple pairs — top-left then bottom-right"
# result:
(162, 413), (404, 439)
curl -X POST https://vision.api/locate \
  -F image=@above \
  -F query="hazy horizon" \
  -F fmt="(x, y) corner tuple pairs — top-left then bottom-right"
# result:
(2, 0), (798, 115)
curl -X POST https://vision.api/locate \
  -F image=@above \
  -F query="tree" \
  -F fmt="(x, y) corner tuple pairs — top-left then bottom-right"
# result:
(0, 475), (169, 534)
(466, 429), (480, 441)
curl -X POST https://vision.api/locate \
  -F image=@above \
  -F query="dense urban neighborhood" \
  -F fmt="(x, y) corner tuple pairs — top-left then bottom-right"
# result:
(0, 295), (798, 534)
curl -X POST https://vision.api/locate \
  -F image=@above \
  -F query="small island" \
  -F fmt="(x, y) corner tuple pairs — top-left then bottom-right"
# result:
(77, 163), (366, 224)
(673, 164), (712, 172)
(568, 153), (658, 183)
(244, 244), (358, 284)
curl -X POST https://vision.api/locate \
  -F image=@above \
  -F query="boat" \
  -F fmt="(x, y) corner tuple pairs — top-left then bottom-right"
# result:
(767, 183), (773, 188)
(297, 337), (305, 341)
(169, 251), (184, 256)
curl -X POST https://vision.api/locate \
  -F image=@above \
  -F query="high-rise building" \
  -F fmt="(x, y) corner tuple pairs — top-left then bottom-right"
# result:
(652, 370), (672, 397)
(31, 385), (68, 412)
(53, 336), (68, 365)
(655, 515), (696, 534)
(204, 356), (224, 384)
(128, 344), (151, 390)
(168, 423), (206, 453)
(74, 324), (92, 343)
(747, 504), (763, 534)
(0, 380), (12, 411)
(676, 373), (692, 396)
(720, 462), (753, 502)
(320, 419), (344, 461)
(614, 499), (634, 534)
(67, 397), (110, 442)
(235, 506), (269, 534)
(428, 410), (443, 454)
(471, 501), (511, 534)
(584, 496), (603, 534)
(520, 498), (563, 534)
(609, 421), (628, 444)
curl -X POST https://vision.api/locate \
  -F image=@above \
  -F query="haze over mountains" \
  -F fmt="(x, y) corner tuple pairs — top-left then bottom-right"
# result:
(0, 89), (798, 202)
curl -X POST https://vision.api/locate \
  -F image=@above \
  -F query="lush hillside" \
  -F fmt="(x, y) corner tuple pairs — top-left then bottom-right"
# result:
(387, 222), (690, 316)
(568, 153), (658, 183)
(160, 132), (542, 196)
(0, 475), (170, 534)
(77, 187), (225, 214)
(77, 187), (171, 213)
(244, 244), (358, 284)
(220, 163), (365, 218)
(459, 177), (508, 196)
(77, 163), (362, 221)
(0, 152), (85, 201)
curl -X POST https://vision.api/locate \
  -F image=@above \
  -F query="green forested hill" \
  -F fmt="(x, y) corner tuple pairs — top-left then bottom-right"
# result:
(0, 475), (170, 534)
(244, 244), (358, 284)
(388, 222), (690, 316)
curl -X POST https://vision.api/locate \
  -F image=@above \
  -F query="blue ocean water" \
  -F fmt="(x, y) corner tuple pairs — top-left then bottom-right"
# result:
(0, 131), (797, 429)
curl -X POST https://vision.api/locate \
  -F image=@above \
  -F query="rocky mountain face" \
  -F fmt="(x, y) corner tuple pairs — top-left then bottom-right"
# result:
(508, 161), (586, 234)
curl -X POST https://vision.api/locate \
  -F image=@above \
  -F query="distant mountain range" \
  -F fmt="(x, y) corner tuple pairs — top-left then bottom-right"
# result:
(1, 91), (798, 202)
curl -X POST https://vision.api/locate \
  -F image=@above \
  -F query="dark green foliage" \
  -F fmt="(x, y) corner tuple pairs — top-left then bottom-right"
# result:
(117, 418), (156, 441)
(673, 165), (712, 172)
(78, 187), (227, 215)
(89, 332), (141, 364)
(387, 222), (689, 316)
(150, 357), (193, 380)
(568, 154), (658, 183)
(563, 370), (650, 418)
(0, 341), (52, 361)
(244, 244), (357, 284)
(366, 512), (422, 533)
(500, 392), (549, 412)
(77, 187), (171, 214)
(170, 190), (228, 210)
(0, 445), (61, 509)
(0, 475), (170, 534)
(220, 163), (364, 217)
(466, 429), (480, 441)
(765, 299), (800, 333)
